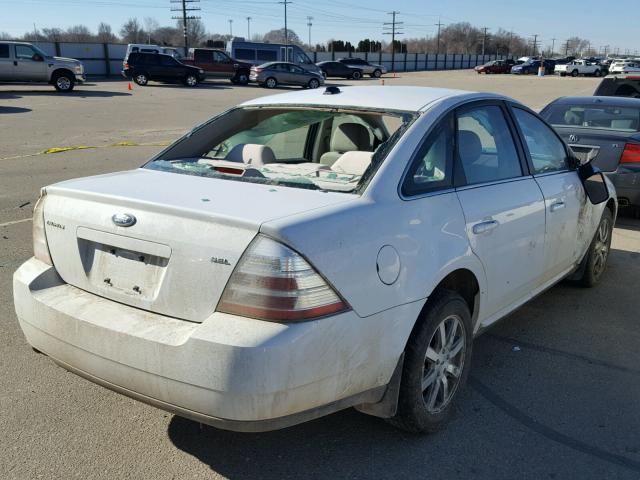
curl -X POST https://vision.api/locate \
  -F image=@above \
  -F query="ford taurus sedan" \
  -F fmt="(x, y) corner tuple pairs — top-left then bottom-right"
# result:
(14, 86), (616, 433)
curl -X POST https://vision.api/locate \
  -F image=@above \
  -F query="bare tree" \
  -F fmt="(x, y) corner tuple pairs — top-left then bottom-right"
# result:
(65, 25), (94, 42)
(97, 23), (117, 43)
(0, 31), (12, 40)
(120, 18), (145, 44)
(41, 27), (63, 42)
(263, 28), (302, 45)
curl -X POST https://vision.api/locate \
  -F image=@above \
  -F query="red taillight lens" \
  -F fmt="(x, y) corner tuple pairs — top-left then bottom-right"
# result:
(124, 62), (129, 69)
(620, 143), (640, 164)
(218, 235), (348, 322)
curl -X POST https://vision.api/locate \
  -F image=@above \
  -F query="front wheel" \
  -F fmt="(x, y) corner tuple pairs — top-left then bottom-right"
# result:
(308, 78), (320, 89)
(372, 69), (382, 78)
(388, 290), (472, 433)
(571, 69), (579, 77)
(53, 73), (75, 92)
(184, 74), (199, 87)
(577, 208), (613, 287)
(594, 69), (601, 77)
(351, 70), (362, 80)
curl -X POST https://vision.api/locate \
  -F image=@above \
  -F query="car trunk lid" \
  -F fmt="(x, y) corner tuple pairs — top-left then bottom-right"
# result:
(43, 168), (356, 322)
(555, 127), (637, 172)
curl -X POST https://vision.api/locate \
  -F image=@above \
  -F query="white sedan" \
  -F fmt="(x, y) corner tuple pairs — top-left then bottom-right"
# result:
(14, 86), (616, 433)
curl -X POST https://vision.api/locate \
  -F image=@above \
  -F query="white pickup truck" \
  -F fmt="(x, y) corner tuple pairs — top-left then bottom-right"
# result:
(0, 41), (85, 91)
(555, 60), (603, 77)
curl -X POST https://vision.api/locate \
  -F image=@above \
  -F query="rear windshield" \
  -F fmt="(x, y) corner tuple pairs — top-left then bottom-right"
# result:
(145, 107), (415, 193)
(542, 103), (640, 132)
(594, 78), (640, 98)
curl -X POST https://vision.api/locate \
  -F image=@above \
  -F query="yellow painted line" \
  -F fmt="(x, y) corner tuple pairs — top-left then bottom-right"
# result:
(0, 218), (32, 228)
(0, 141), (170, 161)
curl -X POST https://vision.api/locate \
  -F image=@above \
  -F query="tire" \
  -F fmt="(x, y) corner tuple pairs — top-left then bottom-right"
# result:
(351, 70), (362, 80)
(133, 72), (149, 86)
(577, 208), (613, 287)
(308, 78), (320, 89)
(388, 290), (473, 433)
(571, 69), (579, 77)
(53, 72), (75, 92)
(594, 69), (601, 77)
(235, 71), (249, 85)
(184, 74), (199, 87)
(372, 69), (382, 78)
(265, 77), (277, 89)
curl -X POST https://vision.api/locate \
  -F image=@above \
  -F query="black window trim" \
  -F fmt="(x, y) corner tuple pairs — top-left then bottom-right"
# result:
(452, 99), (531, 189)
(506, 101), (575, 176)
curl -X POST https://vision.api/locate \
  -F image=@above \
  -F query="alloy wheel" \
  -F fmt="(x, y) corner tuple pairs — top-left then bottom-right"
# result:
(592, 217), (610, 279)
(186, 75), (198, 87)
(56, 76), (71, 91)
(421, 314), (466, 414)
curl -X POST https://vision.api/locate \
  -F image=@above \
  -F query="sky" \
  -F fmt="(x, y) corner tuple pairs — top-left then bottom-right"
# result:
(1, 0), (637, 54)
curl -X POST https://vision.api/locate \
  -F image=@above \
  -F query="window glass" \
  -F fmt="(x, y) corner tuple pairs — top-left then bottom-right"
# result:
(513, 108), (569, 173)
(457, 105), (522, 185)
(402, 117), (453, 196)
(212, 51), (229, 63)
(145, 55), (160, 66)
(257, 49), (277, 62)
(15, 45), (37, 60)
(0, 44), (9, 58)
(194, 50), (212, 62)
(235, 48), (255, 61)
(296, 52), (312, 64)
(289, 65), (304, 73)
(541, 103), (640, 132)
(160, 55), (177, 66)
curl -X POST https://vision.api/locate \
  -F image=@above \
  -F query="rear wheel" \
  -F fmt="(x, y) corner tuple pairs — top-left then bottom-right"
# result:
(571, 69), (579, 77)
(577, 208), (613, 287)
(594, 69), (601, 77)
(235, 71), (249, 85)
(351, 70), (362, 80)
(53, 72), (75, 92)
(372, 69), (382, 78)
(388, 290), (472, 433)
(133, 72), (149, 86)
(265, 77), (277, 89)
(308, 78), (320, 89)
(184, 74), (199, 87)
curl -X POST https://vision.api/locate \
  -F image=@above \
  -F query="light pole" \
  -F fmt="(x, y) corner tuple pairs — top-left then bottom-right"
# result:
(307, 16), (313, 48)
(228, 19), (233, 37)
(246, 17), (251, 39)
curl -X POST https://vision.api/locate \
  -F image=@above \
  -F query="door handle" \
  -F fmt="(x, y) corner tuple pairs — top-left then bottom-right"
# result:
(550, 201), (565, 212)
(472, 220), (499, 234)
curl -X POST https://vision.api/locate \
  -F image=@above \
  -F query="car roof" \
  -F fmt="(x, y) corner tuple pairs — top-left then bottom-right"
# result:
(549, 96), (640, 107)
(241, 86), (497, 113)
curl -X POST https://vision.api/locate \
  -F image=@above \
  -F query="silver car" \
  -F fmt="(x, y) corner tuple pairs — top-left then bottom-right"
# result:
(337, 57), (387, 78)
(249, 62), (325, 89)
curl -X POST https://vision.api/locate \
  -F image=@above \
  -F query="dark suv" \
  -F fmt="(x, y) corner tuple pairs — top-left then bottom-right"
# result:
(122, 52), (206, 87)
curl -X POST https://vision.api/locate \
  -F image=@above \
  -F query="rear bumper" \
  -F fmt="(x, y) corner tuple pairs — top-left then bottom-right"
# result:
(14, 258), (419, 431)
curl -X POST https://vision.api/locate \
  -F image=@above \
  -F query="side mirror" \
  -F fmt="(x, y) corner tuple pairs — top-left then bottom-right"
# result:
(578, 163), (609, 205)
(32, 54), (43, 62)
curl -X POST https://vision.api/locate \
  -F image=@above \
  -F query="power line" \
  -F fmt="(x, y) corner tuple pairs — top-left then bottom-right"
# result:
(170, 0), (200, 55)
(383, 11), (403, 73)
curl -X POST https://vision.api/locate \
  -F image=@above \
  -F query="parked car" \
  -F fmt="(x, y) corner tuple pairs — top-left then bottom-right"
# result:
(474, 59), (512, 74)
(249, 61), (324, 89)
(0, 41), (85, 92)
(122, 52), (205, 87)
(511, 60), (555, 75)
(337, 57), (386, 78)
(14, 86), (616, 434)
(316, 61), (362, 79)
(541, 96), (640, 212)
(594, 75), (640, 98)
(555, 59), (603, 77)
(609, 60), (640, 74)
(123, 44), (182, 63)
(181, 48), (252, 85)
(228, 38), (322, 76)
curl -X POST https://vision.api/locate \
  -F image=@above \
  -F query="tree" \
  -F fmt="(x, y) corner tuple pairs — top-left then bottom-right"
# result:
(65, 25), (93, 42)
(263, 28), (302, 45)
(120, 18), (144, 44)
(357, 39), (381, 53)
(97, 23), (116, 43)
(40, 28), (63, 41)
(0, 31), (11, 40)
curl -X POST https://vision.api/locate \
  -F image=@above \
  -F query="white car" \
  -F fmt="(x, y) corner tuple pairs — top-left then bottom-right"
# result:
(14, 86), (616, 433)
(555, 60), (603, 77)
(608, 60), (640, 74)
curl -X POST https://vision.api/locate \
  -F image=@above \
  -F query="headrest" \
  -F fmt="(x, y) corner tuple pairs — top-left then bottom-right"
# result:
(330, 151), (374, 176)
(225, 143), (276, 166)
(458, 130), (482, 163)
(330, 123), (371, 152)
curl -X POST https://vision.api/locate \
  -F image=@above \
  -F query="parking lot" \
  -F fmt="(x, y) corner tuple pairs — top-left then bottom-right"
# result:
(1, 70), (639, 479)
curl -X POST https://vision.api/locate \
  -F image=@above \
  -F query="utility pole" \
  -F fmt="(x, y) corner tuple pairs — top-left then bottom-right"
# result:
(434, 18), (444, 55)
(307, 16), (313, 48)
(170, 0), (201, 56)
(507, 30), (513, 57)
(228, 19), (233, 37)
(550, 37), (556, 56)
(279, 0), (292, 47)
(530, 34), (539, 56)
(481, 27), (489, 55)
(246, 17), (251, 39)
(383, 11), (403, 73)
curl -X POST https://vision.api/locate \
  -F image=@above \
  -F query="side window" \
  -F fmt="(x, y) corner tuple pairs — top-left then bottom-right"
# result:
(15, 45), (37, 60)
(160, 55), (177, 66)
(146, 55), (160, 66)
(456, 105), (522, 185)
(402, 116), (453, 196)
(194, 50), (212, 63)
(289, 65), (303, 73)
(512, 108), (569, 174)
(0, 44), (9, 58)
(212, 51), (229, 63)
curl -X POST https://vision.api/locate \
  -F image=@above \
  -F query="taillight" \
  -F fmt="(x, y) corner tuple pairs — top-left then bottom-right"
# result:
(218, 235), (348, 322)
(32, 190), (53, 266)
(620, 143), (640, 164)
(123, 62), (129, 69)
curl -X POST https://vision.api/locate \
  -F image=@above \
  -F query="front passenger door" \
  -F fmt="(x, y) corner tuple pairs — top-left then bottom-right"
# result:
(14, 44), (46, 80)
(454, 103), (547, 322)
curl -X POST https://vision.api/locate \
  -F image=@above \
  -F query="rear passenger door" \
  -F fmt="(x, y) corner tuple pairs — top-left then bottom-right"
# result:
(0, 43), (13, 80)
(509, 106), (585, 282)
(454, 102), (547, 321)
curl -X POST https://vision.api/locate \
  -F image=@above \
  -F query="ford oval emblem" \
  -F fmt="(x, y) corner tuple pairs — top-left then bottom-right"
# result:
(112, 213), (136, 227)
